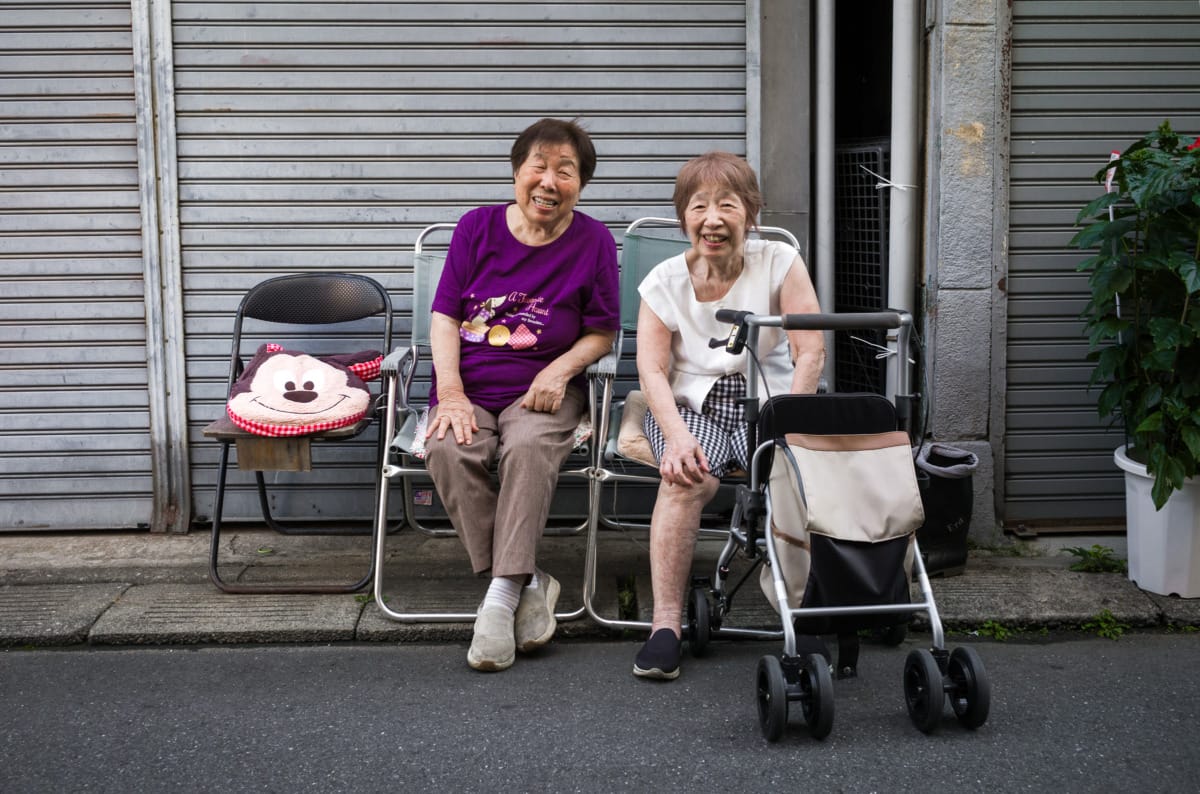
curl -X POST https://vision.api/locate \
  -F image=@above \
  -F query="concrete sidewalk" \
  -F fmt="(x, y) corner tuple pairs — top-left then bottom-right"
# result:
(2, 527), (1198, 647)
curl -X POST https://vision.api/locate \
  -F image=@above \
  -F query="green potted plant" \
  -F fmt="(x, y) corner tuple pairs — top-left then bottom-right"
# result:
(1071, 120), (1200, 597)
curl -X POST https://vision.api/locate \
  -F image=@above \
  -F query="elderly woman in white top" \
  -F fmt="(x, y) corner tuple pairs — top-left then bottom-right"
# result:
(632, 151), (825, 680)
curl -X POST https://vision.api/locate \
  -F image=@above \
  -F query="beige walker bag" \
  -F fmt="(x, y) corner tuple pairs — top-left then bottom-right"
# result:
(760, 430), (925, 612)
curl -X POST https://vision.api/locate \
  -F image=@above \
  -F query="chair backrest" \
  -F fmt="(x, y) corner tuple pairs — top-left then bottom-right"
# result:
(618, 217), (803, 331)
(618, 218), (691, 332)
(229, 272), (393, 386)
(239, 273), (391, 328)
(411, 223), (457, 347)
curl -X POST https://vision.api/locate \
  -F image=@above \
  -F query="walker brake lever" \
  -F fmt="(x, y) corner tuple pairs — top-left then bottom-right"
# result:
(712, 309), (752, 355)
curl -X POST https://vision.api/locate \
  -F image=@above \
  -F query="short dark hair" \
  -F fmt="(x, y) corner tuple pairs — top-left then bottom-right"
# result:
(672, 151), (763, 228)
(510, 118), (598, 187)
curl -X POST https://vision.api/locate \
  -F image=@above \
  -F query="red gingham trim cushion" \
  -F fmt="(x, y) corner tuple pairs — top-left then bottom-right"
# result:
(348, 355), (382, 382)
(226, 405), (367, 437)
(227, 342), (376, 436)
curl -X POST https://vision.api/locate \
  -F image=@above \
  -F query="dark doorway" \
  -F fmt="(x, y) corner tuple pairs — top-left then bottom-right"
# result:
(832, 0), (893, 393)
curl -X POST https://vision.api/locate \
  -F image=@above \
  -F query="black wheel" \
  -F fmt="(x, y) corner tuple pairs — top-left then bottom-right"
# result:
(947, 646), (991, 729)
(879, 622), (908, 647)
(687, 587), (712, 658)
(799, 653), (835, 740)
(903, 648), (945, 734)
(756, 655), (788, 742)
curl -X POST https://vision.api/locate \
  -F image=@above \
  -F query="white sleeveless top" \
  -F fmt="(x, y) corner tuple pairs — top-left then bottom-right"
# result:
(638, 238), (798, 413)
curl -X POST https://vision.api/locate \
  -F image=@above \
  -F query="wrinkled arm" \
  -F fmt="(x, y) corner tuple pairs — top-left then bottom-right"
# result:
(635, 302), (709, 486)
(780, 254), (825, 394)
(427, 311), (479, 444)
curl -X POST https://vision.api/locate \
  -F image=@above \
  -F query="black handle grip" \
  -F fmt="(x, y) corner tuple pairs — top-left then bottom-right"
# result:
(779, 311), (907, 331)
(717, 309), (908, 331)
(715, 309), (752, 325)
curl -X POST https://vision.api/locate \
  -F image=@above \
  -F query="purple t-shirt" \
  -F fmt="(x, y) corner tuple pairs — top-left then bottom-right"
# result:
(430, 203), (620, 413)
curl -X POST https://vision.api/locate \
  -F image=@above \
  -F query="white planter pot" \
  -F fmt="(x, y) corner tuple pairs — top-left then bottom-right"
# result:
(1114, 445), (1200, 598)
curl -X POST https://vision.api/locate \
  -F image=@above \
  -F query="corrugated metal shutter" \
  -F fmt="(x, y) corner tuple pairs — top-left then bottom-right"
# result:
(175, 2), (749, 521)
(0, 3), (153, 530)
(1004, 1), (1200, 525)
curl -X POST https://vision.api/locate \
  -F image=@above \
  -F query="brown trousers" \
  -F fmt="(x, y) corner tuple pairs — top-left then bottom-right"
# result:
(424, 386), (584, 578)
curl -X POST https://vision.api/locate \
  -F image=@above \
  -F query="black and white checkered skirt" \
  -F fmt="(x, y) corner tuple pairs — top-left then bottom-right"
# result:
(643, 373), (748, 478)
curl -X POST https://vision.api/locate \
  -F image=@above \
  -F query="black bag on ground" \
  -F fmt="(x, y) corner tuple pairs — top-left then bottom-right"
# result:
(914, 443), (977, 577)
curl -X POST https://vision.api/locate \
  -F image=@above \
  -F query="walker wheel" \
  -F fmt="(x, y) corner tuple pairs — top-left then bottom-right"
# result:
(799, 653), (834, 740)
(756, 655), (788, 742)
(903, 648), (945, 734)
(687, 586), (712, 657)
(947, 646), (990, 729)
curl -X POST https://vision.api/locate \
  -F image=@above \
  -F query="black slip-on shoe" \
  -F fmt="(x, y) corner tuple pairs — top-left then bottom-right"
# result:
(633, 628), (682, 680)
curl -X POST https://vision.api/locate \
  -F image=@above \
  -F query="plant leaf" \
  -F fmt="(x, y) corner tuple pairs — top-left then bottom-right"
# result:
(1070, 217), (1136, 250)
(1178, 255), (1200, 293)
(1091, 345), (1127, 383)
(1135, 411), (1163, 433)
(1069, 222), (1109, 250)
(1096, 381), (1127, 420)
(1148, 317), (1187, 348)
(1182, 424), (1200, 462)
(1151, 454), (1186, 510)
(1143, 348), (1178, 372)
(1086, 316), (1130, 347)
(1088, 259), (1135, 301)
(1074, 192), (1122, 224)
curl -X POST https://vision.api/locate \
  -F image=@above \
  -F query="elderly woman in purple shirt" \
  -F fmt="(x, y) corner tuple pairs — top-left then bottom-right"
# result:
(424, 118), (620, 672)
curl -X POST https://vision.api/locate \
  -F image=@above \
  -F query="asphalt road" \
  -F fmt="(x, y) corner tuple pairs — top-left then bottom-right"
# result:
(2, 633), (1198, 792)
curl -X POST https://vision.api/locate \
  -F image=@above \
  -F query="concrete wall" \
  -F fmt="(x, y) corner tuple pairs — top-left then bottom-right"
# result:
(924, 0), (1008, 544)
(758, 0), (812, 254)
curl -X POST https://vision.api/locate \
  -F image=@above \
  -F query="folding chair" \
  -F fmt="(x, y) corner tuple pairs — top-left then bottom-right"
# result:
(582, 217), (800, 638)
(370, 223), (602, 623)
(204, 272), (392, 594)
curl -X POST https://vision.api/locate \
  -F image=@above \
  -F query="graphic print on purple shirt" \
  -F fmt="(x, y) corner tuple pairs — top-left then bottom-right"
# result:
(458, 292), (546, 349)
(430, 203), (619, 414)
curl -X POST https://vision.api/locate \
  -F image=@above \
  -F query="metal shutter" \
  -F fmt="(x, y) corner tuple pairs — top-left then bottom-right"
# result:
(1004, 1), (1200, 525)
(174, 2), (749, 521)
(0, 3), (152, 530)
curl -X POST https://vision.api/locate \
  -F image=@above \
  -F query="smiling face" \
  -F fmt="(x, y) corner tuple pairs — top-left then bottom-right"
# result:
(683, 184), (750, 264)
(226, 350), (370, 431)
(512, 141), (582, 236)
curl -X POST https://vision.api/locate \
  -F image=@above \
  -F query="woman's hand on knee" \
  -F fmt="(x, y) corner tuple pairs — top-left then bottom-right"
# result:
(428, 392), (479, 445)
(659, 435), (710, 486)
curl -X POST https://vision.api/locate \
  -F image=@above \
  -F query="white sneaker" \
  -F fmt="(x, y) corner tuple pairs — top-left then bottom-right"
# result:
(467, 605), (515, 671)
(515, 571), (560, 653)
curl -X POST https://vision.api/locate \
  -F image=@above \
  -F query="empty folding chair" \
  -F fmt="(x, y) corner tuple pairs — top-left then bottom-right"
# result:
(203, 272), (392, 594)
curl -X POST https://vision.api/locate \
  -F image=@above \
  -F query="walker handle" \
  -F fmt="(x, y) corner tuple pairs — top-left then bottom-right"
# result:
(716, 309), (909, 331)
(715, 309), (753, 325)
(779, 311), (909, 331)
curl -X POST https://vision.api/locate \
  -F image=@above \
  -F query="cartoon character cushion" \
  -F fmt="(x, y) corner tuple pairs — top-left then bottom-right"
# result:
(226, 343), (382, 437)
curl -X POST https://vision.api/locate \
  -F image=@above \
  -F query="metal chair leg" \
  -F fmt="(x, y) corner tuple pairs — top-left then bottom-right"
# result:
(208, 440), (376, 595)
